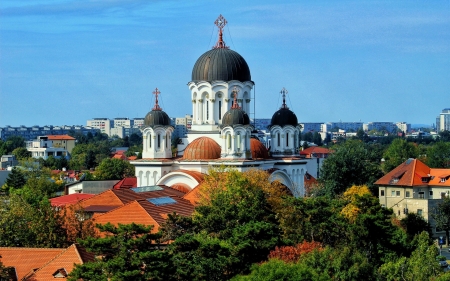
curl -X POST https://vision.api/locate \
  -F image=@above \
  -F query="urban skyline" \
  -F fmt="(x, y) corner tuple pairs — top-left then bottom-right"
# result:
(1, 1), (449, 127)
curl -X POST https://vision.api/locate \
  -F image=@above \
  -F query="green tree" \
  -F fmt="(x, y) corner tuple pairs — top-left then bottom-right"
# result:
(438, 130), (450, 142)
(0, 136), (26, 154)
(432, 197), (450, 246)
(95, 158), (135, 180)
(2, 167), (26, 193)
(319, 140), (383, 196)
(68, 223), (169, 281)
(427, 141), (450, 168)
(11, 147), (31, 160)
(382, 138), (419, 173)
(400, 213), (432, 242)
(312, 132), (323, 146)
(379, 232), (443, 281)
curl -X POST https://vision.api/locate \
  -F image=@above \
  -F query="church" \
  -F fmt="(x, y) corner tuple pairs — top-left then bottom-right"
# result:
(131, 15), (308, 197)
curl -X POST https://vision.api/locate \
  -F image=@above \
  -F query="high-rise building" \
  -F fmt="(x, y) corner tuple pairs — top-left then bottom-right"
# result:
(436, 108), (450, 132)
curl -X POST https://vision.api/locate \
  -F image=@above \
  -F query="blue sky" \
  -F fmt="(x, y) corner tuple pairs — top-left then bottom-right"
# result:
(1, 0), (449, 127)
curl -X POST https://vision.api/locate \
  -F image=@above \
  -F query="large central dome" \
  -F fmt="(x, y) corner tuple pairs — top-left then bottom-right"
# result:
(191, 48), (251, 83)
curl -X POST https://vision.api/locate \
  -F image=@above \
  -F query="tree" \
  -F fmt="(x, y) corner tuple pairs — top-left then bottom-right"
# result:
(2, 167), (26, 192)
(95, 158), (135, 180)
(312, 132), (322, 146)
(319, 140), (383, 196)
(68, 223), (168, 281)
(382, 138), (419, 173)
(427, 141), (450, 168)
(0, 136), (26, 154)
(11, 147), (30, 160)
(432, 197), (450, 246)
(379, 232), (444, 281)
(400, 213), (432, 242)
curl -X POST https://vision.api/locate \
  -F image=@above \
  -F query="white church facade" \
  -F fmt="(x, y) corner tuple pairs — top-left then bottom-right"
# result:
(131, 15), (308, 197)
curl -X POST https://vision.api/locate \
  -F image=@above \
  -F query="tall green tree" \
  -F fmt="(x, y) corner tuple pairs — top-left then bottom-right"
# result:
(95, 158), (135, 180)
(11, 147), (31, 160)
(3, 167), (26, 192)
(382, 138), (419, 173)
(427, 141), (450, 168)
(319, 140), (383, 196)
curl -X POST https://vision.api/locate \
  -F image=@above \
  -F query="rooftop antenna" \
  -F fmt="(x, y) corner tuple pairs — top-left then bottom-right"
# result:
(213, 14), (229, 49)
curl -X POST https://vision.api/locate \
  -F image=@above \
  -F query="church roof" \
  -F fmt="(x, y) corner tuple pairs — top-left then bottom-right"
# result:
(250, 138), (269, 159)
(182, 137), (221, 160)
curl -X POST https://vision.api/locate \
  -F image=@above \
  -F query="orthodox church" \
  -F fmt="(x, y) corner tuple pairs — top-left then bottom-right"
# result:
(131, 15), (307, 197)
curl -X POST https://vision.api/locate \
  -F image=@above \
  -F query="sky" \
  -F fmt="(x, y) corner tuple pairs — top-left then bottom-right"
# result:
(0, 0), (449, 127)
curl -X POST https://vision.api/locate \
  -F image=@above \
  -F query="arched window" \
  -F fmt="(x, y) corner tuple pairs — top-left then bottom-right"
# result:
(277, 133), (280, 147)
(158, 134), (161, 148)
(149, 133), (152, 148)
(166, 133), (169, 148)
(219, 101), (222, 120)
(286, 132), (289, 147)
(227, 134), (231, 149)
(206, 101), (209, 120)
(237, 133), (241, 150)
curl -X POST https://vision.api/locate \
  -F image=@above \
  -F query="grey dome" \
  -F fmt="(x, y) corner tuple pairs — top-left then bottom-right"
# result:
(144, 110), (171, 126)
(222, 108), (250, 127)
(270, 108), (298, 128)
(192, 48), (251, 82)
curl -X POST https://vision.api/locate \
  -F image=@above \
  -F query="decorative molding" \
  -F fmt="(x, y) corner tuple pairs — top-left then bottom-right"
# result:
(205, 94), (209, 98)
(210, 99), (215, 102)
(224, 99), (229, 102)
(192, 99), (196, 103)
(245, 99), (251, 103)
(238, 99), (243, 103)
(198, 99), (203, 103)
(217, 93), (222, 98)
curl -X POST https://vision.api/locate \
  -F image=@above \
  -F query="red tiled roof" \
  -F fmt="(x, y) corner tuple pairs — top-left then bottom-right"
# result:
(113, 177), (137, 189)
(375, 159), (450, 187)
(46, 135), (76, 140)
(0, 247), (64, 280)
(250, 138), (269, 159)
(93, 197), (195, 233)
(128, 156), (138, 160)
(300, 146), (331, 156)
(50, 193), (95, 207)
(182, 137), (221, 160)
(25, 244), (94, 280)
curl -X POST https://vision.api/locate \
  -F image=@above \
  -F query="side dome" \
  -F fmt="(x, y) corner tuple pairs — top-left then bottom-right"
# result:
(144, 110), (171, 126)
(250, 138), (269, 159)
(191, 48), (251, 83)
(182, 137), (221, 160)
(270, 108), (298, 127)
(222, 107), (250, 127)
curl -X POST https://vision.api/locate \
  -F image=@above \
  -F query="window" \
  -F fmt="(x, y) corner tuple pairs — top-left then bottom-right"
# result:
(219, 101), (222, 120)
(396, 191), (400, 197)
(206, 101), (209, 120)
(419, 192), (425, 199)
(286, 133), (289, 147)
(429, 191), (433, 199)
(380, 190), (385, 196)
(391, 191), (396, 197)
(405, 191), (410, 198)
(417, 209), (423, 216)
(158, 134), (161, 148)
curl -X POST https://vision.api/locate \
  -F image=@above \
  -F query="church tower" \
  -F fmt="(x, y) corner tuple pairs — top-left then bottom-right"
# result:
(269, 88), (301, 157)
(188, 15), (254, 132)
(141, 88), (174, 159)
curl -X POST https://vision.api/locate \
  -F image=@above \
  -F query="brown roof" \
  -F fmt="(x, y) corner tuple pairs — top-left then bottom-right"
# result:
(49, 193), (95, 207)
(250, 138), (269, 159)
(113, 177), (137, 189)
(375, 158), (450, 187)
(300, 146), (331, 157)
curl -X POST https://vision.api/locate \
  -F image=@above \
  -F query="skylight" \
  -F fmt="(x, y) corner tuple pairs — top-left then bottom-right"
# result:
(147, 197), (177, 206)
(131, 186), (163, 193)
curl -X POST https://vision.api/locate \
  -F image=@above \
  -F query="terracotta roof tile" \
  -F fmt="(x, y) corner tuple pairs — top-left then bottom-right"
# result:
(50, 193), (95, 207)
(113, 177), (137, 189)
(46, 135), (76, 140)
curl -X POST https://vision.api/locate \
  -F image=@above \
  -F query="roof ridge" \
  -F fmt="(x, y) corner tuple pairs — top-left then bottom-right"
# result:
(22, 245), (76, 279)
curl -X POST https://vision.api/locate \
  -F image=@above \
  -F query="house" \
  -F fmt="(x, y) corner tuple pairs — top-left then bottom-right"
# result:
(375, 158), (450, 236)
(26, 135), (76, 160)
(1, 155), (18, 169)
(65, 179), (120, 195)
(0, 244), (94, 280)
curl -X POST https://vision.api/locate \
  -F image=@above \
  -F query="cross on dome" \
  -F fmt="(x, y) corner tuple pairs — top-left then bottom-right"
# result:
(152, 87), (162, 111)
(280, 87), (289, 109)
(231, 86), (241, 109)
(213, 14), (229, 49)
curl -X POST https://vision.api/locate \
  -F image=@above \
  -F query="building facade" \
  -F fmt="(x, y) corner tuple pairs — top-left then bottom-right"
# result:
(436, 108), (450, 132)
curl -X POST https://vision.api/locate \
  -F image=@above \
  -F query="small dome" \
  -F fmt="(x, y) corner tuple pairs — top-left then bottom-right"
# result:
(144, 110), (171, 127)
(182, 137), (221, 160)
(192, 48), (251, 83)
(270, 108), (298, 128)
(250, 138), (269, 159)
(222, 107), (250, 127)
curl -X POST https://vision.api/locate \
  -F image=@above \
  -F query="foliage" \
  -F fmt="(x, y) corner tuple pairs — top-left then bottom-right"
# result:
(382, 138), (419, 173)
(2, 167), (26, 193)
(42, 155), (68, 170)
(427, 141), (450, 168)
(319, 139), (383, 196)
(378, 232), (444, 281)
(268, 241), (322, 263)
(340, 185), (371, 222)
(69, 142), (111, 170)
(400, 213), (432, 242)
(95, 158), (135, 180)
(0, 261), (15, 281)
(62, 204), (97, 244)
(432, 197), (450, 246)
(0, 193), (67, 248)
(68, 223), (168, 281)
(0, 136), (26, 155)
(11, 147), (31, 160)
